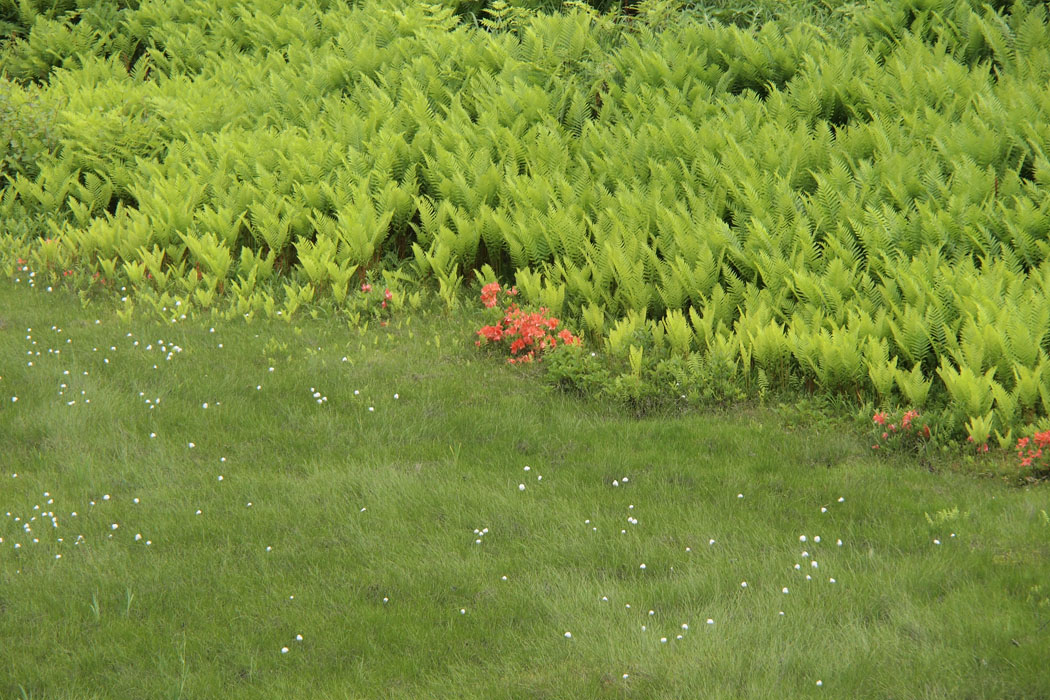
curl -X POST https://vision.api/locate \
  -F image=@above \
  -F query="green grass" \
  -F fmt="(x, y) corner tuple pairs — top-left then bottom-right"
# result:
(1, 276), (1049, 699)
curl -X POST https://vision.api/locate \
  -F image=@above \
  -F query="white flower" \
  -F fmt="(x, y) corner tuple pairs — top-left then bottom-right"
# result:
(737, 493), (744, 499)
(639, 563), (646, 569)
(836, 539), (843, 546)
(660, 637), (667, 643)
(135, 534), (142, 541)
(816, 680), (823, 687)
(782, 587), (789, 594)
(564, 632), (572, 639)
(741, 581), (747, 588)
(681, 624), (688, 630)
(296, 634), (303, 641)
(518, 484), (526, 491)
(829, 578), (836, 583)
(799, 535), (807, 542)
(281, 647), (289, 654)
(814, 536), (821, 543)
(706, 618), (714, 625)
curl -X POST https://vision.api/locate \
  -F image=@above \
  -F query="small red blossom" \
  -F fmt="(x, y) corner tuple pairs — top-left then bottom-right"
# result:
(873, 412), (887, 426)
(361, 283), (372, 293)
(901, 410), (919, 429)
(384, 288), (393, 301)
(480, 282), (501, 308)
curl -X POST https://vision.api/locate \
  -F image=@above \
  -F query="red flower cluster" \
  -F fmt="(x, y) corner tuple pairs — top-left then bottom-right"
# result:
(475, 283), (580, 364)
(480, 281), (516, 308)
(871, 408), (931, 451)
(359, 282), (394, 309)
(1016, 430), (1050, 469)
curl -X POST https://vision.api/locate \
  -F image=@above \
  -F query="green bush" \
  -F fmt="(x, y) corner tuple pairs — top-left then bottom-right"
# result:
(0, 78), (57, 180)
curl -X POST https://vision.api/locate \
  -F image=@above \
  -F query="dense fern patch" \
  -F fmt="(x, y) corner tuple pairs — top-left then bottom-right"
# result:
(3, 0), (1050, 441)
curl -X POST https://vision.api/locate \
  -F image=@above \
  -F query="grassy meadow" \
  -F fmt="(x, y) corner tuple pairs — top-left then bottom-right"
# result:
(2, 277), (1049, 698)
(2, 0), (1050, 696)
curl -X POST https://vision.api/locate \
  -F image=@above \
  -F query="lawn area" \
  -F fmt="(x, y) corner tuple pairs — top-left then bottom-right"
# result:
(1, 277), (1048, 698)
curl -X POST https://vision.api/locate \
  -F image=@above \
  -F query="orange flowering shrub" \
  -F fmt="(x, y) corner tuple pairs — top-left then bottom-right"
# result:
(475, 282), (581, 364)
(871, 408), (932, 452)
(1016, 430), (1050, 471)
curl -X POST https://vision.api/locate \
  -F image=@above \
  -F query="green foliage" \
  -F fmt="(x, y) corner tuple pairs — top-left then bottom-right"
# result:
(0, 78), (57, 180)
(4, 0), (1050, 438)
